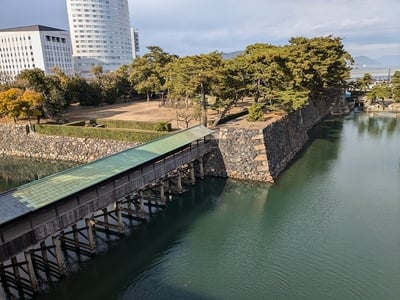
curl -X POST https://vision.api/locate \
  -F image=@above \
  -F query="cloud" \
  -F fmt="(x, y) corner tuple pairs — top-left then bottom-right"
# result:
(0, 0), (398, 58)
(130, 0), (400, 57)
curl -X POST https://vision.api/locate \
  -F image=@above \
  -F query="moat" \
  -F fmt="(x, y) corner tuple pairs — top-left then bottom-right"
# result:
(1, 112), (400, 299)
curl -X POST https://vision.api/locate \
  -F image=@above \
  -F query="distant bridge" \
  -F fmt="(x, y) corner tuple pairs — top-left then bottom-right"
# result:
(0, 125), (213, 298)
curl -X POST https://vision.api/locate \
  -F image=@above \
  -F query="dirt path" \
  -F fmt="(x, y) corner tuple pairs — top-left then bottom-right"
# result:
(65, 100), (177, 122)
(63, 99), (282, 129)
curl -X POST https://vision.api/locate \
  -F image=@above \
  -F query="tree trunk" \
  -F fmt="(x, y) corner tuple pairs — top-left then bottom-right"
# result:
(146, 91), (150, 102)
(200, 82), (207, 127)
(212, 98), (237, 127)
(27, 113), (33, 130)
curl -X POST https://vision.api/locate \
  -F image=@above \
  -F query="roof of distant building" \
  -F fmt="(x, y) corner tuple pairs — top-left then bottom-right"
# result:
(0, 25), (66, 33)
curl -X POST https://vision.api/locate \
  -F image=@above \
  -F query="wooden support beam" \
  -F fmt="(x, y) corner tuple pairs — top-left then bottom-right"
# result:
(165, 178), (170, 193)
(0, 262), (11, 295)
(59, 223), (96, 257)
(199, 157), (205, 179)
(125, 195), (133, 216)
(190, 162), (196, 185)
(177, 171), (183, 194)
(91, 220), (124, 233)
(52, 236), (65, 274)
(115, 201), (125, 233)
(10, 256), (26, 299)
(40, 241), (49, 265)
(58, 236), (94, 253)
(85, 219), (96, 251)
(24, 251), (38, 292)
(139, 195), (146, 219)
(72, 224), (79, 249)
(91, 202), (125, 235)
(102, 207), (110, 232)
(60, 230), (66, 249)
(121, 194), (145, 220)
(159, 180), (166, 204)
(11, 257), (20, 284)
(120, 208), (147, 222)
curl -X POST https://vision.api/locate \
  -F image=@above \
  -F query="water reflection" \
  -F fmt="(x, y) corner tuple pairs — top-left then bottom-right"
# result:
(3, 112), (400, 300)
(0, 156), (78, 192)
(278, 117), (343, 185)
(356, 113), (399, 138)
(36, 179), (227, 300)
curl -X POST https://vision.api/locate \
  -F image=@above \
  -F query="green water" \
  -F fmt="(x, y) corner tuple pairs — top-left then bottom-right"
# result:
(5, 112), (400, 299)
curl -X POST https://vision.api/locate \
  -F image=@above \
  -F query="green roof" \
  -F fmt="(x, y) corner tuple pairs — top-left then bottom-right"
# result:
(0, 125), (213, 224)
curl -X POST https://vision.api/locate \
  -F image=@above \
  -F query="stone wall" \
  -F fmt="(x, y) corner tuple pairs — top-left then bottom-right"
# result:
(204, 96), (331, 183)
(204, 128), (273, 181)
(1, 92), (334, 181)
(0, 125), (136, 163)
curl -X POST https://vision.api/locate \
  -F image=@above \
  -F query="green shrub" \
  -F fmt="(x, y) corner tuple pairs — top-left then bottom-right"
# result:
(247, 103), (264, 122)
(97, 119), (172, 131)
(153, 121), (171, 131)
(34, 124), (168, 142)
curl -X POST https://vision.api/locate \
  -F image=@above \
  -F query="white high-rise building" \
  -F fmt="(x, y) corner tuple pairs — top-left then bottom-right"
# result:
(66, 0), (134, 77)
(0, 25), (73, 81)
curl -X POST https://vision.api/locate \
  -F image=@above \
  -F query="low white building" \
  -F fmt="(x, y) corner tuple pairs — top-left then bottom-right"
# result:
(0, 25), (74, 81)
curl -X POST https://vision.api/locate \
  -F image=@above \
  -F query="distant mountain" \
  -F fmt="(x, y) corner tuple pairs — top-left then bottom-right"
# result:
(221, 52), (400, 68)
(353, 55), (400, 68)
(376, 55), (400, 67)
(222, 51), (243, 59)
(353, 56), (381, 67)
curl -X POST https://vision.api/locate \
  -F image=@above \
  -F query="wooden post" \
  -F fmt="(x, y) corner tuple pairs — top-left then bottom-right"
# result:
(0, 262), (10, 295)
(60, 230), (66, 248)
(52, 236), (65, 273)
(126, 195), (132, 216)
(115, 201), (124, 233)
(177, 170), (183, 194)
(102, 207), (110, 231)
(72, 224), (79, 249)
(40, 241), (49, 265)
(165, 178), (170, 193)
(11, 257), (20, 283)
(190, 163), (196, 185)
(85, 218), (96, 251)
(160, 180), (166, 204)
(199, 157), (205, 179)
(139, 192), (145, 219)
(10, 256), (25, 298)
(24, 250), (38, 292)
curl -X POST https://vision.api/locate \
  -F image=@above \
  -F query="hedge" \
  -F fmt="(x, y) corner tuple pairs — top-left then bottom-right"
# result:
(96, 119), (172, 131)
(34, 124), (168, 142)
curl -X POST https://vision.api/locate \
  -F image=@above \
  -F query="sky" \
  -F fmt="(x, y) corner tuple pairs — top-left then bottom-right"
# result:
(0, 0), (399, 59)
